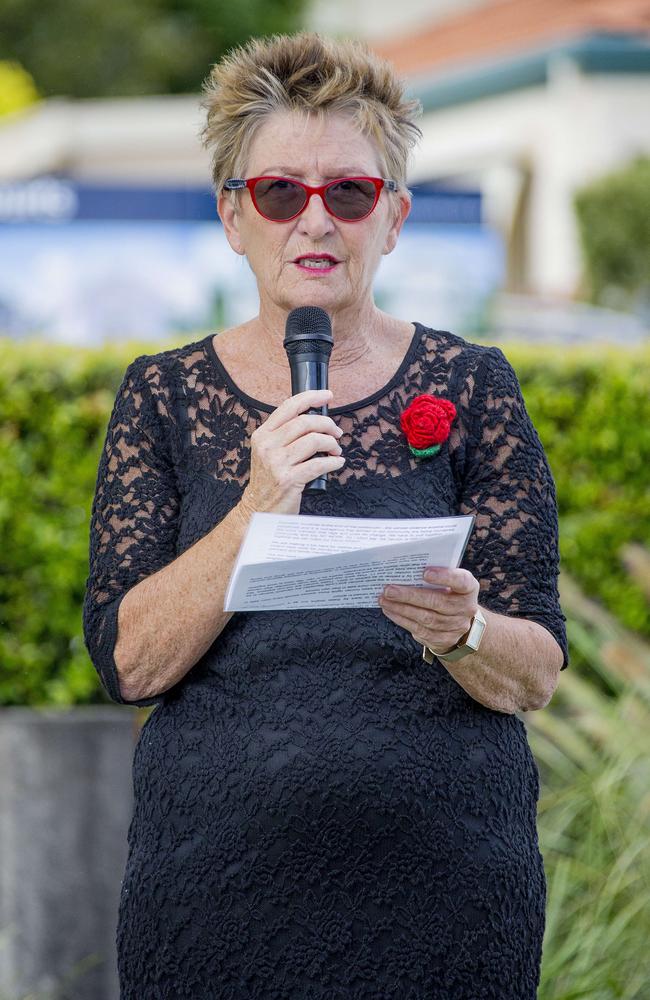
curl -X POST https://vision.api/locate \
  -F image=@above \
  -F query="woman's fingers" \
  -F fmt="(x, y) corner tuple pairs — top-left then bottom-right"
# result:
(378, 573), (480, 651)
(263, 389), (335, 432)
(380, 597), (469, 632)
(275, 412), (343, 447)
(285, 431), (343, 465)
(380, 570), (479, 612)
(244, 388), (346, 514)
(422, 567), (477, 595)
(381, 583), (470, 613)
(380, 602), (470, 650)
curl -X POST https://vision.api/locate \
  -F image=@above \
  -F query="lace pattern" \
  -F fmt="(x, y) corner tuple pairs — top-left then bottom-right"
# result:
(83, 323), (567, 707)
(82, 323), (568, 998)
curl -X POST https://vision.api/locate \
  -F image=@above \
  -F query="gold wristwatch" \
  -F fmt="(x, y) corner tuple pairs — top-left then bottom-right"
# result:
(422, 607), (487, 663)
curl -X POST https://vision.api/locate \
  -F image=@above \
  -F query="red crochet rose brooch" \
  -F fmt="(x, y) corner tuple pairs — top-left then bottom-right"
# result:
(400, 394), (457, 458)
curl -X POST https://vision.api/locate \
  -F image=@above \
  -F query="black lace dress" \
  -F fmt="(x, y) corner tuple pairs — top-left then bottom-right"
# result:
(83, 322), (568, 1000)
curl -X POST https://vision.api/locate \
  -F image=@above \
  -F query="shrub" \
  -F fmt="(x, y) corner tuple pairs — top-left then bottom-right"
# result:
(528, 571), (650, 998)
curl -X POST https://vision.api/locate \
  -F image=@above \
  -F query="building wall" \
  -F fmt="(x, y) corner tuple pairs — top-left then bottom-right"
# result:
(0, 96), (211, 185)
(410, 64), (650, 296)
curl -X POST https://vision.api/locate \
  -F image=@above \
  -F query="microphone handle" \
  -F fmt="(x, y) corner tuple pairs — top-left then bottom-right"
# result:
(289, 356), (330, 492)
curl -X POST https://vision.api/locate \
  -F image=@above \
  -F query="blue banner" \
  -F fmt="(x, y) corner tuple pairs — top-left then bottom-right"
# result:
(0, 176), (481, 225)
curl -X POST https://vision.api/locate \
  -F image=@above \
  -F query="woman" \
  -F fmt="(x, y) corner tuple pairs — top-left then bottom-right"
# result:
(83, 32), (568, 999)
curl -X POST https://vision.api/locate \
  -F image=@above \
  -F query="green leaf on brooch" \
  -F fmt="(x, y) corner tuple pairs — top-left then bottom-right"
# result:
(409, 443), (442, 458)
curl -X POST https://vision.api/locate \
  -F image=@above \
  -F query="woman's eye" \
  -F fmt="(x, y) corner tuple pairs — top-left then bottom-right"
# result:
(332, 181), (360, 193)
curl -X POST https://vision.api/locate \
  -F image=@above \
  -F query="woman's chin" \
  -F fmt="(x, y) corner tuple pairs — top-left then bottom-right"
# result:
(281, 283), (350, 314)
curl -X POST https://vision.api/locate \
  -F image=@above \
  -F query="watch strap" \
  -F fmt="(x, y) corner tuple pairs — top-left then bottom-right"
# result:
(422, 607), (487, 663)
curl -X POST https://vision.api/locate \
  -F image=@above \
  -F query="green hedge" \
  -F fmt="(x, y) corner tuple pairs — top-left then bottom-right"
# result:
(1, 336), (648, 707)
(502, 341), (650, 637)
(0, 337), (174, 707)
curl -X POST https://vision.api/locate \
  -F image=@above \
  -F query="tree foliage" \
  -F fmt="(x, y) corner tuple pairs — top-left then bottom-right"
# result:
(574, 156), (650, 313)
(0, 0), (306, 99)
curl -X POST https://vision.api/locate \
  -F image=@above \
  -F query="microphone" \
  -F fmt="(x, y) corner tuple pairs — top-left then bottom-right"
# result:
(283, 306), (334, 492)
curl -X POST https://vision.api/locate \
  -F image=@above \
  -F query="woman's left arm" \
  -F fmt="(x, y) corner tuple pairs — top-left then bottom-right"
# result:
(379, 566), (564, 714)
(380, 345), (569, 715)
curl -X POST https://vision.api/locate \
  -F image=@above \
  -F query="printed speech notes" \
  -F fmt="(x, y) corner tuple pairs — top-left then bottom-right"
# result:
(224, 512), (475, 612)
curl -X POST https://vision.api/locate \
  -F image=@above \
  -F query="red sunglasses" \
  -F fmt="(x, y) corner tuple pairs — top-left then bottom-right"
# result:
(223, 175), (398, 222)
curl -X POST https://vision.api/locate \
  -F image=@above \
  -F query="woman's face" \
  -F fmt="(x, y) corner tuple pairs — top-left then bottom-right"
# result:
(218, 110), (411, 321)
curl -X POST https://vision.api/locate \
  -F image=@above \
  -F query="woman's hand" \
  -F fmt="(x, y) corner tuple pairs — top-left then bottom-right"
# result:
(378, 566), (480, 655)
(240, 388), (345, 516)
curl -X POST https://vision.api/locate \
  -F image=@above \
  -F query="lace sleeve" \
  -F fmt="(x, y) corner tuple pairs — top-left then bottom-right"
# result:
(82, 358), (181, 705)
(458, 346), (569, 669)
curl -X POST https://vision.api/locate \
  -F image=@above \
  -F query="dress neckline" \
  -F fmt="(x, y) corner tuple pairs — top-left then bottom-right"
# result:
(201, 321), (425, 416)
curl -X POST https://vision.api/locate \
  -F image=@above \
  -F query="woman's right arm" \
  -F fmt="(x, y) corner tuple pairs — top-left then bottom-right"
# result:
(112, 387), (345, 704)
(113, 498), (250, 703)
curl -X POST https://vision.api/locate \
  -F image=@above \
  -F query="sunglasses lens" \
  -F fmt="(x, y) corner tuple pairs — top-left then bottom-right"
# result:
(253, 179), (306, 220)
(325, 179), (378, 219)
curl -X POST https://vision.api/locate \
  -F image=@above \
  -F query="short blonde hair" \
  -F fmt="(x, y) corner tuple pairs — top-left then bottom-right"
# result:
(198, 32), (422, 201)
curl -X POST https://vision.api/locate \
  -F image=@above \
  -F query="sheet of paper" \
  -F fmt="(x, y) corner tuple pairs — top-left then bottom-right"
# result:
(224, 512), (475, 612)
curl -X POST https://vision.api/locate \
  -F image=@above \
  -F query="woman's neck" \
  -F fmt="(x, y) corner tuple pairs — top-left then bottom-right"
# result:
(252, 299), (393, 372)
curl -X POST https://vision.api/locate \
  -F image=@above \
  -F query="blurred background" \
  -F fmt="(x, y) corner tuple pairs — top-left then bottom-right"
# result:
(1, 1), (649, 998)
(1, 0), (649, 344)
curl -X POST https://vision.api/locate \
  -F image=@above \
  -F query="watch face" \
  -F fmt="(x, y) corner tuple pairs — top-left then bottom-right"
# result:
(467, 615), (486, 651)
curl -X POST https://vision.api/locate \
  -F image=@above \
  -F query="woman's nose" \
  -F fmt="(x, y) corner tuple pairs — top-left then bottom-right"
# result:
(296, 194), (336, 237)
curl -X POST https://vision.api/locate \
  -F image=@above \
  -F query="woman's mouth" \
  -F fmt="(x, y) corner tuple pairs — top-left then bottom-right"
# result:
(293, 255), (340, 273)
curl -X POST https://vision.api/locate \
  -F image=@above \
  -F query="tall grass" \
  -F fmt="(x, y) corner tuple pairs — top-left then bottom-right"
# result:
(529, 570), (650, 999)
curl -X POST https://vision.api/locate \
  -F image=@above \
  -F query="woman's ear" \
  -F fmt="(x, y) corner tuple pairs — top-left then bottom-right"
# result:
(382, 191), (411, 256)
(217, 193), (246, 256)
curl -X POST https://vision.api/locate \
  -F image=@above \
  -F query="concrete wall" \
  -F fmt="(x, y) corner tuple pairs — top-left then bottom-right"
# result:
(0, 708), (139, 1000)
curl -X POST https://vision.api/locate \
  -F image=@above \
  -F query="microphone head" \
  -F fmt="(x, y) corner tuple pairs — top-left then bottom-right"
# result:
(283, 306), (333, 358)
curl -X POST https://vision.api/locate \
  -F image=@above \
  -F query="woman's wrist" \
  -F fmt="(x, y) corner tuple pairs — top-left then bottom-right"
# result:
(425, 608), (486, 660)
(426, 629), (468, 656)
